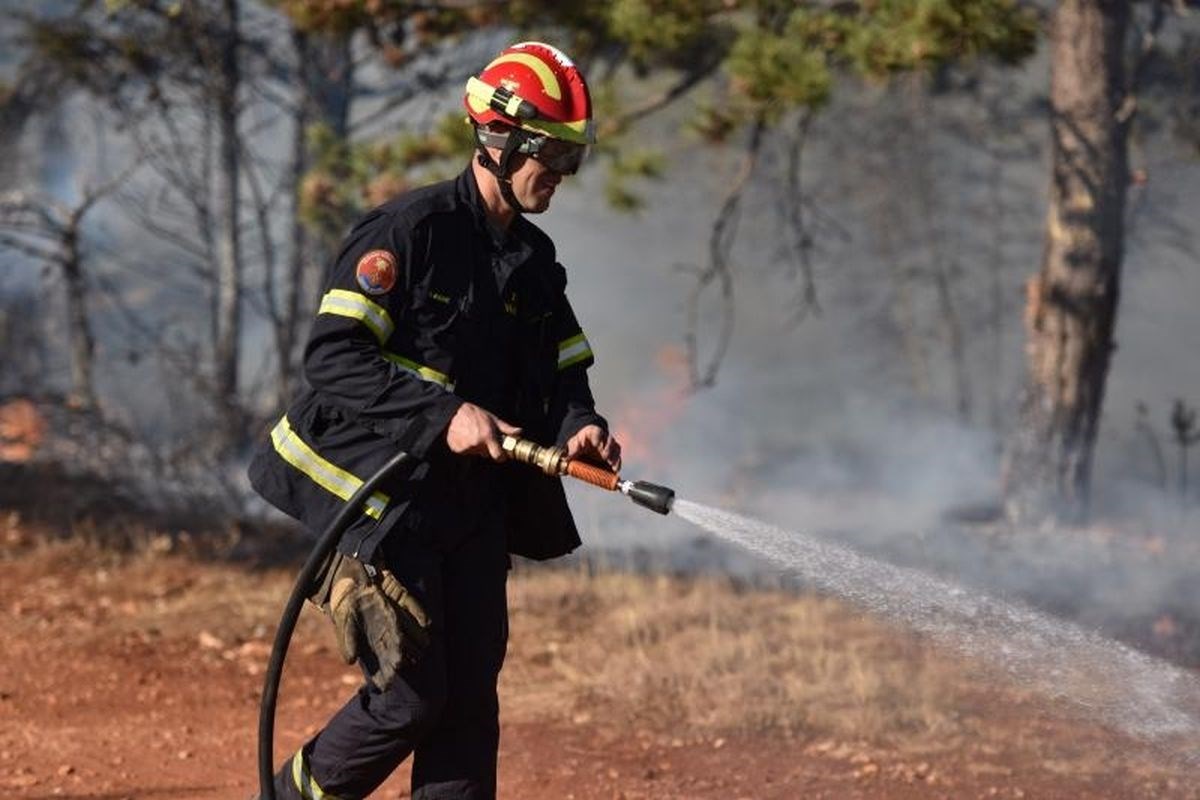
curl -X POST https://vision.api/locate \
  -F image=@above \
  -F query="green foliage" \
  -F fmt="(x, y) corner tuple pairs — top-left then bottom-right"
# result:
(608, 0), (727, 69)
(689, 99), (741, 144)
(533, 0), (1034, 205)
(300, 113), (474, 241)
(839, 0), (1039, 76)
(726, 16), (834, 121)
(603, 148), (665, 212)
(296, 0), (1037, 214)
(388, 113), (474, 174)
(501, 1), (614, 60)
(717, 0), (1036, 123)
(272, 0), (488, 50)
(42, 0), (1041, 223)
(299, 123), (355, 241)
(270, 0), (374, 35)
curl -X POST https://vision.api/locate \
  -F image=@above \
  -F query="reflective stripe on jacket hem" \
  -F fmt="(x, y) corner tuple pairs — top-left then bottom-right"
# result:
(291, 749), (343, 800)
(270, 415), (389, 520)
(557, 332), (592, 369)
(318, 289), (395, 344)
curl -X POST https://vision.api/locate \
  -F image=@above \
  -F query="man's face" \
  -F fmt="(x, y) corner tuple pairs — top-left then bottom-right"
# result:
(506, 152), (561, 214)
(485, 134), (587, 214)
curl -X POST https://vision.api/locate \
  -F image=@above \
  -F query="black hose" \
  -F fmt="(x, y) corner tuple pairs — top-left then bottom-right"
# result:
(258, 450), (411, 800)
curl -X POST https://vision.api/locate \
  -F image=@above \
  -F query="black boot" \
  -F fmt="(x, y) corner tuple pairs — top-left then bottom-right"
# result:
(250, 762), (298, 800)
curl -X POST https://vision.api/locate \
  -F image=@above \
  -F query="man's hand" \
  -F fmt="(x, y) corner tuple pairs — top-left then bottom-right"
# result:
(445, 401), (521, 461)
(565, 424), (622, 472)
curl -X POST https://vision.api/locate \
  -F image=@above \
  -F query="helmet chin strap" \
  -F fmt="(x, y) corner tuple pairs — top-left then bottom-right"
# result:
(475, 128), (529, 215)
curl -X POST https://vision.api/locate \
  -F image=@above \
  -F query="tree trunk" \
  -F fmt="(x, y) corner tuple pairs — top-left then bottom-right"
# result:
(213, 0), (242, 440)
(61, 215), (96, 411)
(276, 27), (353, 408)
(907, 82), (972, 422)
(275, 70), (308, 409)
(1003, 0), (1130, 525)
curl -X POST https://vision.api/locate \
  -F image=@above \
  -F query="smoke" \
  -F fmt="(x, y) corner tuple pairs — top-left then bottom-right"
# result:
(5, 8), (1200, 668)
(545, 55), (1200, 669)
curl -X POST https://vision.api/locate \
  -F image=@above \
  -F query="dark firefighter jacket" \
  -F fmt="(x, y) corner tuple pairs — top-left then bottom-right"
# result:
(248, 166), (606, 563)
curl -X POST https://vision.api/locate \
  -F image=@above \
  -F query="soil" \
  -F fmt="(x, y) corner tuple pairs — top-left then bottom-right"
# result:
(0, 528), (1196, 800)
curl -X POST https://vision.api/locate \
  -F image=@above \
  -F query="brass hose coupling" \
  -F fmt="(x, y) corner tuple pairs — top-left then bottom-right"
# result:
(501, 435), (568, 477)
(501, 435), (620, 491)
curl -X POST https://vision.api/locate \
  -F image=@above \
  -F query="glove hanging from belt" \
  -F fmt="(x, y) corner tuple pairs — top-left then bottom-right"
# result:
(309, 552), (431, 691)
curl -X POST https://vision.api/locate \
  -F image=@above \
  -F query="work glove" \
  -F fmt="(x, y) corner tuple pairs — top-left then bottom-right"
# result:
(326, 556), (432, 691)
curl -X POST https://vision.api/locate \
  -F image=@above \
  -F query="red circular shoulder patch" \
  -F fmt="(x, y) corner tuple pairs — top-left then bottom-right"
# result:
(355, 250), (398, 296)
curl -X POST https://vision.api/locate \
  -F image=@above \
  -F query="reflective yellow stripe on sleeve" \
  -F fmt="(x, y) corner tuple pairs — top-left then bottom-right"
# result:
(270, 416), (389, 520)
(318, 289), (395, 344)
(382, 352), (456, 391)
(292, 749), (342, 800)
(557, 332), (593, 369)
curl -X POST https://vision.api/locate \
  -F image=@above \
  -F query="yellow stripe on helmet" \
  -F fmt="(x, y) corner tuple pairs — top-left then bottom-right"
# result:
(524, 117), (594, 145)
(485, 52), (563, 100)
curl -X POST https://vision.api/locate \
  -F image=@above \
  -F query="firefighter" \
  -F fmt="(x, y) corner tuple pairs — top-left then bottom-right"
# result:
(249, 41), (620, 800)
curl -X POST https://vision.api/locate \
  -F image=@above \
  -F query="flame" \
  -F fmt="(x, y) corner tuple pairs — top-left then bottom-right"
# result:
(1152, 614), (1178, 640)
(611, 344), (690, 469)
(0, 399), (46, 463)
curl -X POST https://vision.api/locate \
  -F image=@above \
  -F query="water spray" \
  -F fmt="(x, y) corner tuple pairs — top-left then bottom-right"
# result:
(673, 499), (1200, 763)
(501, 435), (675, 515)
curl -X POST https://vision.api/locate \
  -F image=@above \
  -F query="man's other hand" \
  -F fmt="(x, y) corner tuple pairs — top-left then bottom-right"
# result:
(445, 402), (521, 461)
(565, 424), (622, 472)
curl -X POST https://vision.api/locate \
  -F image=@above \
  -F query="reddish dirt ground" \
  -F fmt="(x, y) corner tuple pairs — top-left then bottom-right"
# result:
(1, 530), (1197, 800)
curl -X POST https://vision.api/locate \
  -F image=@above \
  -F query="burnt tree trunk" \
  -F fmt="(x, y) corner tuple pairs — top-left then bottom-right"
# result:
(1003, 0), (1130, 525)
(61, 212), (96, 411)
(213, 0), (243, 442)
(276, 27), (352, 408)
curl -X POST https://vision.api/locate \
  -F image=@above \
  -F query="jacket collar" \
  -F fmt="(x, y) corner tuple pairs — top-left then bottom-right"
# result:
(456, 164), (535, 289)
(456, 164), (494, 239)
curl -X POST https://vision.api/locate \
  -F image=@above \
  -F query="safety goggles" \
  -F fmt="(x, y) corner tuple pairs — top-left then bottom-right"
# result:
(476, 127), (590, 175)
(523, 136), (589, 175)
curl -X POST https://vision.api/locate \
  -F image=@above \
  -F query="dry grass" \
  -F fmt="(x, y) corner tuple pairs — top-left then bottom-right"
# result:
(6, 525), (971, 750)
(4, 524), (1149, 765)
(7, 525), (1194, 792)
(503, 565), (969, 747)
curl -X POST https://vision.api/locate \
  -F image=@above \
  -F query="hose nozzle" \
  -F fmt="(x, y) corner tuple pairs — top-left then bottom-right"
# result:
(501, 435), (674, 515)
(617, 480), (675, 515)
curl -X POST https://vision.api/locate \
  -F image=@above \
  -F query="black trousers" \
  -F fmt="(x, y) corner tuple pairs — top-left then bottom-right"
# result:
(276, 519), (510, 799)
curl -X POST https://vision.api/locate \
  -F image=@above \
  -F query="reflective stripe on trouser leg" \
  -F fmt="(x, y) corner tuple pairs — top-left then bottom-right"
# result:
(292, 749), (345, 800)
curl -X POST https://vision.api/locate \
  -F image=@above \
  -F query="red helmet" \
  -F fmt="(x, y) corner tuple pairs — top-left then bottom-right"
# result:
(464, 42), (595, 146)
